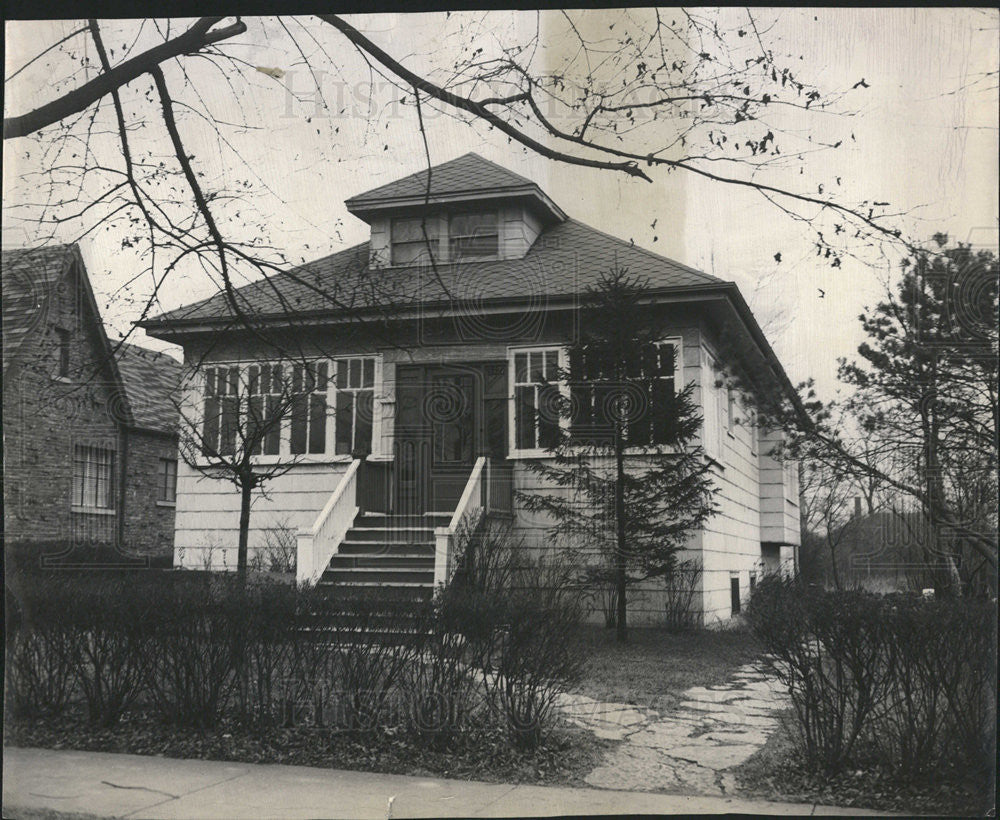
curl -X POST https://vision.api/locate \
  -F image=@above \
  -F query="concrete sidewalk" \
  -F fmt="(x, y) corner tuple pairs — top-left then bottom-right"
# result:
(3, 746), (888, 818)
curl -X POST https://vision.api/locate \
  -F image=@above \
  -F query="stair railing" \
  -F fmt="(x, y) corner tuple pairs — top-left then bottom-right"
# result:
(296, 458), (361, 586)
(434, 456), (486, 587)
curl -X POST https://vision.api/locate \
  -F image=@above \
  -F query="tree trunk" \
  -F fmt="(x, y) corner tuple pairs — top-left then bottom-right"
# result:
(614, 425), (628, 644)
(828, 536), (842, 590)
(237, 477), (252, 585)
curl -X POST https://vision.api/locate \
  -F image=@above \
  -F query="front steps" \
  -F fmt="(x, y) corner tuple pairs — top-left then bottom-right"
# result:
(319, 511), (451, 600)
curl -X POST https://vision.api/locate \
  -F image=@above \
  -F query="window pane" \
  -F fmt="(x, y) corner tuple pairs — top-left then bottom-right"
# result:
(354, 390), (373, 454)
(248, 395), (264, 455)
(515, 385), (536, 450)
(259, 364), (271, 394)
(545, 350), (559, 381)
(203, 397), (220, 456)
(219, 397), (238, 456)
(392, 241), (434, 266)
(292, 364), (303, 394)
(335, 391), (354, 455)
(205, 368), (217, 397)
(538, 385), (559, 449)
(264, 396), (282, 455)
(270, 365), (283, 395)
(362, 358), (374, 388)
(335, 360), (347, 389)
(450, 235), (497, 259)
(308, 394), (327, 454)
(248, 366), (259, 396)
(530, 352), (543, 382)
(515, 353), (527, 383)
(349, 359), (361, 389)
(315, 361), (328, 391)
(227, 367), (239, 396)
(392, 217), (437, 243)
(290, 394), (308, 455)
(658, 344), (675, 378)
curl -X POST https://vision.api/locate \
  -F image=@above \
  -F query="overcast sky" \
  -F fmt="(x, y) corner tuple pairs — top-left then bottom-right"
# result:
(3, 9), (997, 401)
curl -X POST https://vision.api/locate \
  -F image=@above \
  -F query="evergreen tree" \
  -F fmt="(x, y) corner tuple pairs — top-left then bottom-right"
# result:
(518, 268), (717, 642)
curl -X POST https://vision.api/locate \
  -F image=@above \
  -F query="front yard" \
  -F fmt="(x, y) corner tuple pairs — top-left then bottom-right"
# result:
(570, 622), (763, 714)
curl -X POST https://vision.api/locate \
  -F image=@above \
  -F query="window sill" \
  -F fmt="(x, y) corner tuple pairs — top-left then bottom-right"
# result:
(72, 506), (115, 516)
(156, 500), (176, 508)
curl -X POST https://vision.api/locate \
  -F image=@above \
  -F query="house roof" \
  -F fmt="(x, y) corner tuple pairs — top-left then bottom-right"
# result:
(114, 342), (182, 433)
(143, 217), (722, 327)
(345, 152), (566, 223)
(3, 243), (180, 435)
(2, 245), (74, 372)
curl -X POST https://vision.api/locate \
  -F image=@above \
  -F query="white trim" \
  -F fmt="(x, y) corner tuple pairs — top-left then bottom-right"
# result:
(72, 506), (115, 516)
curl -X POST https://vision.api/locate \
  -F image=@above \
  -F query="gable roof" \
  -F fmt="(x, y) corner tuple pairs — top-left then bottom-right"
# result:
(345, 152), (566, 223)
(2, 245), (74, 372)
(3, 243), (181, 435)
(143, 217), (722, 327)
(114, 342), (182, 434)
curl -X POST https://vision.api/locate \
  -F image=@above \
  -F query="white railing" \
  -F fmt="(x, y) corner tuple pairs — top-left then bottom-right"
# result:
(296, 458), (360, 586)
(434, 456), (487, 588)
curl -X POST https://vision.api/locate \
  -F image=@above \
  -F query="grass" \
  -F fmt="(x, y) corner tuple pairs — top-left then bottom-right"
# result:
(570, 621), (763, 714)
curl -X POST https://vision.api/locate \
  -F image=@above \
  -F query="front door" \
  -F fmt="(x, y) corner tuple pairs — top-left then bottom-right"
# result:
(394, 363), (506, 514)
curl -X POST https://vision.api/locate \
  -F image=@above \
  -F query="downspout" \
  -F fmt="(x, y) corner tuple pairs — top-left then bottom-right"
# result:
(118, 425), (128, 553)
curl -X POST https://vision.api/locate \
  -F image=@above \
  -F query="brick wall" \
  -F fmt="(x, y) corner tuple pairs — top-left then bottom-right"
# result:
(3, 261), (177, 562)
(122, 429), (177, 557)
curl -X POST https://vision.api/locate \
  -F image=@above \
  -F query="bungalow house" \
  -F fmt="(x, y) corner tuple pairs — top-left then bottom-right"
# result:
(140, 153), (800, 623)
(2, 244), (181, 566)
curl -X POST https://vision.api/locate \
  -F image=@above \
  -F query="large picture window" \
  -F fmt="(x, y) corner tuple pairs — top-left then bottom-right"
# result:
(73, 445), (115, 509)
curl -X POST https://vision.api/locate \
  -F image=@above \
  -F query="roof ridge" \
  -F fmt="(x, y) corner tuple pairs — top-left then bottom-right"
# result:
(561, 217), (722, 283)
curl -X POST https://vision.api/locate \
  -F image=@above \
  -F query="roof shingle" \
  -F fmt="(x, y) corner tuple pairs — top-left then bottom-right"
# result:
(345, 152), (539, 207)
(147, 218), (722, 326)
(2, 245), (74, 372)
(114, 342), (182, 433)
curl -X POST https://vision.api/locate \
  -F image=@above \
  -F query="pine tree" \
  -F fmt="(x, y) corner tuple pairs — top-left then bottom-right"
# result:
(518, 268), (717, 642)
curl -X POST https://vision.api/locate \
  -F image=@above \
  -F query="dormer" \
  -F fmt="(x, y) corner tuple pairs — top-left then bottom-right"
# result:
(345, 153), (566, 269)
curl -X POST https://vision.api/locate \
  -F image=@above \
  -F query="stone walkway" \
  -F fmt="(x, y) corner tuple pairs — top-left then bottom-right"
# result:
(556, 662), (790, 795)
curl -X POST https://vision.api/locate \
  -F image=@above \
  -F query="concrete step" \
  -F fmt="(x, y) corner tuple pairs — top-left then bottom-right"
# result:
(338, 541), (435, 557)
(322, 567), (434, 585)
(329, 554), (435, 569)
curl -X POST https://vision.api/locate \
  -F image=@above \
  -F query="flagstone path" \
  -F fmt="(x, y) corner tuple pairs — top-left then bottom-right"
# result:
(556, 662), (791, 795)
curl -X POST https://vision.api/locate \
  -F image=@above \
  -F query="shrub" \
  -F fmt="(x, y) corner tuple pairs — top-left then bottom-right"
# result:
(448, 520), (585, 749)
(5, 576), (76, 718)
(747, 575), (997, 778)
(662, 558), (703, 632)
(141, 574), (247, 730)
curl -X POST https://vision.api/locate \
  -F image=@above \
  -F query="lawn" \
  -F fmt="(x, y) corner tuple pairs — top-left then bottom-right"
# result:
(570, 622), (763, 713)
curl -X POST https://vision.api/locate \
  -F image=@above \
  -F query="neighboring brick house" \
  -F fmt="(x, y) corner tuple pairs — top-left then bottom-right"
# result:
(141, 153), (800, 623)
(2, 244), (181, 565)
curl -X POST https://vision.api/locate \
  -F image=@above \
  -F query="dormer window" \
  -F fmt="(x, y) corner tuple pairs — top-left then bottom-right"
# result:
(389, 210), (499, 266)
(390, 217), (439, 265)
(449, 211), (498, 260)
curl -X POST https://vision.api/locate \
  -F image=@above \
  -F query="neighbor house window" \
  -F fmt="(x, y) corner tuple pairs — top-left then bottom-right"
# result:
(158, 458), (177, 503)
(391, 217), (439, 265)
(449, 211), (498, 260)
(569, 340), (679, 447)
(334, 357), (375, 455)
(511, 348), (562, 452)
(56, 327), (70, 377)
(73, 445), (115, 509)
